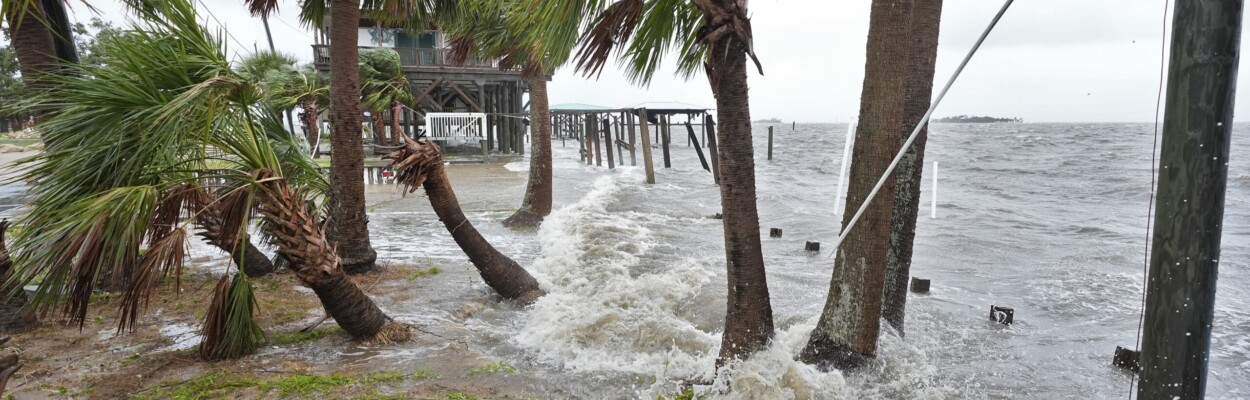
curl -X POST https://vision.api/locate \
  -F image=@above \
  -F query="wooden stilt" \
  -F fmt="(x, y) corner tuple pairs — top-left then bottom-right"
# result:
(661, 115), (672, 168)
(603, 118), (615, 169)
(705, 115), (721, 185)
(592, 114), (602, 166)
(638, 108), (655, 184)
(628, 112), (638, 166)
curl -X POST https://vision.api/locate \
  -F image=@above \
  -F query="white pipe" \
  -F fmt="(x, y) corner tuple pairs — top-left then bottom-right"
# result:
(835, 121), (857, 215)
(931, 161), (938, 219)
(830, 0), (1013, 254)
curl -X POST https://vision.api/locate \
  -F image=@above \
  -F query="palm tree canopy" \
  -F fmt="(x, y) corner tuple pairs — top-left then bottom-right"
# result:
(514, 0), (762, 86)
(4, 0), (324, 331)
(358, 47), (413, 111)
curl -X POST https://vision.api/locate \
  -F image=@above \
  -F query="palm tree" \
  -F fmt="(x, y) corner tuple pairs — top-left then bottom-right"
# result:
(269, 65), (330, 156)
(359, 47), (414, 149)
(521, 0), (773, 364)
(444, 0), (562, 228)
(5, 0), (405, 359)
(881, 0), (943, 337)
(386, 133), (544, 303)
(800, 0), (912, 370)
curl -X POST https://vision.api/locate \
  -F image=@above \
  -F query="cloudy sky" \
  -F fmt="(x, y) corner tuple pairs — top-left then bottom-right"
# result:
(12, 0), (1241, 122)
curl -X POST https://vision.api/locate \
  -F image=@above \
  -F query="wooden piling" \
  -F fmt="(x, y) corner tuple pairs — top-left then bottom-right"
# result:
(628, 112), (638, 166)
(603, 118), (615, 169)
(686, 122), (710, 172)
(638, 108), (655, 184)
(768, 126), (774, 160)
(592, 114), (603, 166)
(705, 115), (721, 185)
(615, 114), (624, 163)
(660, 115), (672, 168)
(584, 114), (595, 165)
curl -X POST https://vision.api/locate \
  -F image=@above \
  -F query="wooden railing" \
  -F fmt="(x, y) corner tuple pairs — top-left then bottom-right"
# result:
(312, 45), (516, 72)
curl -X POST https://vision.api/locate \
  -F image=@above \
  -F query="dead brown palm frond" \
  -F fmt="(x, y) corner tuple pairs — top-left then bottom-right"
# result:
(573, 0), (644, 79)
(147, 184), (196, 246)
(213, 186), (256, 256)
(117, 228), (186, 333)
(382, 132), (443, 194)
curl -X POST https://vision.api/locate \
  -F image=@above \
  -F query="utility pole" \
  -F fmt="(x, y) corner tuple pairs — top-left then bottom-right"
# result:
(1137, 0), (1241, 398)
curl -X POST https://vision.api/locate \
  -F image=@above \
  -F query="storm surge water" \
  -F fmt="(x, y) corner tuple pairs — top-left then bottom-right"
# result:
(424, 122), (1247, 399)
(70, 122), (1244, 398)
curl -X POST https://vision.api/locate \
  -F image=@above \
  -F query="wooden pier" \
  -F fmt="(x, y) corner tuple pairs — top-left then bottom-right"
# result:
(549, 102), (714, 185)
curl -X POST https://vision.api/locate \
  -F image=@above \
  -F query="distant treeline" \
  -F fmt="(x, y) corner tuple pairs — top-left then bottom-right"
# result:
(933, 115), (1023, 123)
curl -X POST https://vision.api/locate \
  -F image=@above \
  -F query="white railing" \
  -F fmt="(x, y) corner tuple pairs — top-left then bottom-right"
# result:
(425, 112), (487, 139)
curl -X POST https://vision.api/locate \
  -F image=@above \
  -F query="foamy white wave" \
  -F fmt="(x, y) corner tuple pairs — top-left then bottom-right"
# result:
(504, 157), (530, 172)
(517, 171), (720, 379)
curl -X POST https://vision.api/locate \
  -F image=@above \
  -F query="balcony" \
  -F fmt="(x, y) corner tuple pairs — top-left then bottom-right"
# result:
(311, 45), (522, 76)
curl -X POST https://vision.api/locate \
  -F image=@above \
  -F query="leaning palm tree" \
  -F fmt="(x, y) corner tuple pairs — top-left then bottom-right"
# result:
(5, 0), (406, 359)
(520, 0), (773, 364)
(385, 133), (545, 303)
(359, 47), (415, 150)
(445, 0), (567, 229)
(271, 65), (330, 157)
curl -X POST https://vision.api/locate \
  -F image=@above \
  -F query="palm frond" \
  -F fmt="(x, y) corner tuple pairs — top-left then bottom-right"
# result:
(198, 272), (263, 360)
(118, 227), (185, 332)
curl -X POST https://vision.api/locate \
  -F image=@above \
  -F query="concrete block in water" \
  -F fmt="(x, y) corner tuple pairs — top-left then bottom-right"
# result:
(769, 228), (783, 238)
(805, 241), (820, 251)
(1113, 346), (1141, 373)
(910, 277), (930, 293)
(990, 305), (1014, 325)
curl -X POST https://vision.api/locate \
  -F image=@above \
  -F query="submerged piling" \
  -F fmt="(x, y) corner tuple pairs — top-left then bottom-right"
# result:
(638, 108), (656, 184)
(768, 126), (774, 160)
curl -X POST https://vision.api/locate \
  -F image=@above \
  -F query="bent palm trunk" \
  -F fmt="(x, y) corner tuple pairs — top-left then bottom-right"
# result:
(502, 79), (553, 228)
(191, 188), (277, 277)
(0, 221), (36, 333)
(386, 135), (544, 303)
(255, 171), (406, 341)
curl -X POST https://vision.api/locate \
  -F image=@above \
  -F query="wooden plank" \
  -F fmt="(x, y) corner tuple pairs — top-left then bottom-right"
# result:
(412, 77), (444, 105)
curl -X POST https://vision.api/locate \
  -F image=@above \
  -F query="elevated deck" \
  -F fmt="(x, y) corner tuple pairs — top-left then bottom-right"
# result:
(311, 45), (525, 81)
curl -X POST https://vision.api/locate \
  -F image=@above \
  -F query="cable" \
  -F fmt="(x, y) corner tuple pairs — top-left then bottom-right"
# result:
(828, 0), (1015, 257)
(1129, 0), (1171, 397)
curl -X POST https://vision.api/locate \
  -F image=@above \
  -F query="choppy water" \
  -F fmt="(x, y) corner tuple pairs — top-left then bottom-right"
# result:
(369, 122), (1248, 399)
(12, 122), (1248, 398)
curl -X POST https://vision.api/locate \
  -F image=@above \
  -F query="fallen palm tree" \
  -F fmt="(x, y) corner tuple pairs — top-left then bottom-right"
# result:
(385, 133), (545, 303)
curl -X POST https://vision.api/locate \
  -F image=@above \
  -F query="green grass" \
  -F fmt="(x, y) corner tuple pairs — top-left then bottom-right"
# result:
(407, 266), (443, 280)
(134, 370), (418, 400)
(467, 361), (516, 376)
(267, 326), (340, 346)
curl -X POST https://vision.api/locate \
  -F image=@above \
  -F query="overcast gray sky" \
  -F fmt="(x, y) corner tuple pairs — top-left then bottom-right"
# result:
(17, 0), (1243, 122)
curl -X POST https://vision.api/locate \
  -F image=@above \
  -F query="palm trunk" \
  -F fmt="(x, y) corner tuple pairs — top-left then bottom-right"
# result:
(301, 98), (320, 154)
(502, 79), (554, 229)
(191, 188), (277, 277)
(390, 101), (403, 147)
(0, 221), (37, 333)
(701, 0), (775, 365)
(326, 0), (378, 274)
(881, 0), (943, 337)
(256, 172), (406, 341)
(371, 111), (386, 148)
(386, 137), (544, 303)
(5, 4), (57, 108)
(801, 0), (911, 370)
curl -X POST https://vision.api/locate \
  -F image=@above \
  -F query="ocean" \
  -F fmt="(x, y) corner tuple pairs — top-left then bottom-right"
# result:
(363, 122), (1249, 399)
(10, 122), (1245, 398)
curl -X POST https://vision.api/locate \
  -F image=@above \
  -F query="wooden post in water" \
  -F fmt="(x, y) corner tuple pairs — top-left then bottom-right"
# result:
(705, 115), (721, 185)
(791, 121), (796, 131)
(768, 126), (774, 160)
(584, 114), (594, 165)
(603, 118), (615, 169)
(661, 115), (672, 168)
(615, 114), (625, 162)
(628, 112), (638, 166)
(1138, 0), (1241, 398)
(638, 108), (655, 184)
(592, 113), (602, 166)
